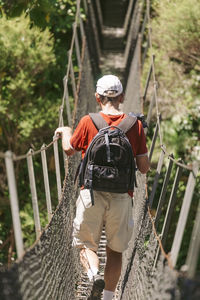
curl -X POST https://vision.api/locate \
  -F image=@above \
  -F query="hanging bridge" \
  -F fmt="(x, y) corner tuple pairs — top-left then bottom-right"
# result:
(0, 1), (200, 299)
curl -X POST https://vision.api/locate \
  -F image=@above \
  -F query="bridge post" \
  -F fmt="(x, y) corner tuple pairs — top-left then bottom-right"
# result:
(170, 161), (199, 267)
(153, 161), (183, 269)
(155, 155), (174, 227)
(185, 199), (200, 278)
(148, 115), (161, 163)
(143, 56), (154, 103)
(53, 136), (62, 202)
(41, 145), (52, 223)
(63, 77), (72, 127)
(27, 150), (41, 239)
(159, 164), (183, 247)
(5, 151), (24, 258)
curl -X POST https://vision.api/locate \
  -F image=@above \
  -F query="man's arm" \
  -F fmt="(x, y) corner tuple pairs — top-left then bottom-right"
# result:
(136, 155), (150, 174)
(54, 127), (75, 156)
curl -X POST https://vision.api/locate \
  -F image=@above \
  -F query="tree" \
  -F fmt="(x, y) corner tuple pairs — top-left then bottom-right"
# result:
(0, 14), (57, 153)
(145, 0), (200, 162)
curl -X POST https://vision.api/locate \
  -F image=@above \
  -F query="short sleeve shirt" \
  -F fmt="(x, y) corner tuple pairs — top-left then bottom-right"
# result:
(70, 112), (148, 159)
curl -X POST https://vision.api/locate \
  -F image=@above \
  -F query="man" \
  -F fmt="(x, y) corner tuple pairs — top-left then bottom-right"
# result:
(55, 75), (149, 300)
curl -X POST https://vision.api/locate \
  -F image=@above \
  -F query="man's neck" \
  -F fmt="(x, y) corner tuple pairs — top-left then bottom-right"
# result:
(100, 103), (123, 115)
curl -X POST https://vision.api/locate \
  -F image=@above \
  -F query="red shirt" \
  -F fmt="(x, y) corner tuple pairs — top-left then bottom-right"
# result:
(70, 112), (148, 158)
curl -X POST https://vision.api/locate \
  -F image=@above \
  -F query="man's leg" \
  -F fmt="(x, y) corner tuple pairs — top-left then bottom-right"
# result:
(104, 246), (122, 291)
(80, 248), (99, 278)
(80, 248), (105, 300)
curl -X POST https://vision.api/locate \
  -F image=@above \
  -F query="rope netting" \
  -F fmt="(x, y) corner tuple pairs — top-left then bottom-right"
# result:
(118, 174), (199, 300)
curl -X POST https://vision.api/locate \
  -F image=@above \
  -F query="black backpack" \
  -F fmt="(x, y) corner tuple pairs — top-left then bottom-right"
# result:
(78, 113), (138, 200)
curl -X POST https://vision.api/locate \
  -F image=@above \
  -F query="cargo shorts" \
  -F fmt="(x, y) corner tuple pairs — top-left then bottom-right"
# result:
(72, 190), (134, 253)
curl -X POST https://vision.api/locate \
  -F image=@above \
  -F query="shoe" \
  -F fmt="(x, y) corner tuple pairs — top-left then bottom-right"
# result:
(87, 273), (105, 300)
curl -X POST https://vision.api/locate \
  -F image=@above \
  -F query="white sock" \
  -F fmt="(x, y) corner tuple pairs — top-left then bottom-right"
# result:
(87, 266), (98, 281)
(103, 290), (114, 300)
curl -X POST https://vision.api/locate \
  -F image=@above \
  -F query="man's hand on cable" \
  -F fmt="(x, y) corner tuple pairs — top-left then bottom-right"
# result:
(55, 126), (72, 137)
(54, 126), (75, 156)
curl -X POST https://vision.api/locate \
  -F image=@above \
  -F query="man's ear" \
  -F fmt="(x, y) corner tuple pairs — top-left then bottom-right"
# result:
(119, 93), (124, 103)
(95, 92), (101, 103)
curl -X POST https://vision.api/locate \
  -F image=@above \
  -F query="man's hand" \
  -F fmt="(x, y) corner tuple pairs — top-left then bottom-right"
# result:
(54, 126), (75, 156)
(55, 126), (72, 138)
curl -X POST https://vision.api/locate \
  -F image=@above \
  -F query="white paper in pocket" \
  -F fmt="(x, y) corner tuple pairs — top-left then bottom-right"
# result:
(80, 189), (92, 208)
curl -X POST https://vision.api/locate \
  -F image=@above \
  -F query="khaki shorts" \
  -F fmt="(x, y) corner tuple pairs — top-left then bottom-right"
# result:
(72, 190), (134, 253)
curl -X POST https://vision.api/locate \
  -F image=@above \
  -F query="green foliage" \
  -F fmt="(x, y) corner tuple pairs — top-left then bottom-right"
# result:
(0, 0), (77, 28)
(0, 0), (78, 76)
(162, 102), (200, 161)
(152, 0), (200, 72)
(143, 0), (200, 163)
(20, 201), (48, 248)
(0, 15), (58, 153)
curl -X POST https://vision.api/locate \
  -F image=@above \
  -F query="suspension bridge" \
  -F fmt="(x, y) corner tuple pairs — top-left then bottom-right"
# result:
(0, 1), (200, 299)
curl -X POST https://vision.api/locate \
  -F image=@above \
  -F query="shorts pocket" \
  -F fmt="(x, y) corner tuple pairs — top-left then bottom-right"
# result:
(80, 189), (92, 208)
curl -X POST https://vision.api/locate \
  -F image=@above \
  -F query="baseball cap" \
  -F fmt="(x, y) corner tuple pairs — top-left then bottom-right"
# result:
(96, 75), (123, 97)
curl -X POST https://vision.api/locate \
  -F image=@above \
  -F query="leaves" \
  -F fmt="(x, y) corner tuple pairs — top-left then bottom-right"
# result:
(152, 0), (200, 72)
(0, 1), (77, 264)
(0, 14), (57, 153)
(143, 0), (200, 162)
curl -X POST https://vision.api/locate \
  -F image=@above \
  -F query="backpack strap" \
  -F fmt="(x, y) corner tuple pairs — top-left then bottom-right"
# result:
(89, 113), (108, 130)
(117, 115), (137, 133)
(89, 112), (137, 132)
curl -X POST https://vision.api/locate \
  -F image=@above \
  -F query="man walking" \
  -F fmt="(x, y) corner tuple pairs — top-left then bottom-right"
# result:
(55, 75), (149, 300)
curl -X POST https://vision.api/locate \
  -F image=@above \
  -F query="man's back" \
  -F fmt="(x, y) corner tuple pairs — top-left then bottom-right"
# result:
(70, 112), (148, 158)
(78, 112), (137, 194)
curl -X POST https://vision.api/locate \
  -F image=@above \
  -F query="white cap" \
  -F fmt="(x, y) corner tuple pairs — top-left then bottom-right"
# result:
(96, 75), (123, 97)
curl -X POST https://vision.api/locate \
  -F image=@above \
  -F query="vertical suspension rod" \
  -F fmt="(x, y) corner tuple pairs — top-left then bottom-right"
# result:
(5, 151), (24, 258)
(27, 150), (41, 239)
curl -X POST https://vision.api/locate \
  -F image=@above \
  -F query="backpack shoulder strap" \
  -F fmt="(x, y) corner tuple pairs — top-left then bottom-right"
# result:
(117, 115), (137, 133)
(89, 113), (108, 130)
